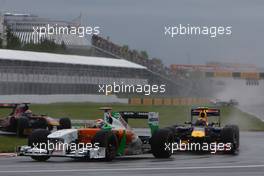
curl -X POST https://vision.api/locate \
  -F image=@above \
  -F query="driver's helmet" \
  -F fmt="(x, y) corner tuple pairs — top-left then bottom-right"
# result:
(196, 110), (208, 126)
(95, 119), (105, 128)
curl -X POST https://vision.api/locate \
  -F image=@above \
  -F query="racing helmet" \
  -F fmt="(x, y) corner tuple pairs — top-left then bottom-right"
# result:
(198, 110), (207, 120)
(95, 119), (105, 128)
(196, 110), (208, 125)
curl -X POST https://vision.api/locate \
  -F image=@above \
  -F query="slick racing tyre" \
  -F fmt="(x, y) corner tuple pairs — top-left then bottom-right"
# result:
(221, 125), (239, 154)
(164, 124), (178, 134)
(92, 130), (118, 161)
(17, 117), (29, 137)
(225, 125), (240, 146)
(150, 128), (174, 158)
(32, 118), (48, 130)
(28, 129), (51, 161)
(58, 117), (72, 129)
(8, 117), (17, 132)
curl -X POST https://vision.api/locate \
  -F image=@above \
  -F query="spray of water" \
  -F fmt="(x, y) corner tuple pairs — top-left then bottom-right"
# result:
(214, 78), (264, 121)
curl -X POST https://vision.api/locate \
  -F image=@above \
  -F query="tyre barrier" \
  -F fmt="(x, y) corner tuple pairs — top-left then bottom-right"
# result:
(129, 97), (210, 106)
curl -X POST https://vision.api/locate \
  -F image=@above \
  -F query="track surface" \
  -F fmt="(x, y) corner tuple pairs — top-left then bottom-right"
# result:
(0, 132), (263, 176)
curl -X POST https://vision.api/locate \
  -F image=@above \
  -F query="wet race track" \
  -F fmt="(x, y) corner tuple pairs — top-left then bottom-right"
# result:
(0, 132), (264, 176)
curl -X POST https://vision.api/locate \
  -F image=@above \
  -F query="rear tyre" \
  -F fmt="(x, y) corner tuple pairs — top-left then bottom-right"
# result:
(221, 125), (239, 154)
(164, 125), (178, 134)
(8, 117), (17, 132)
(28, 129), (51, 161)
(58, 118), (72, 129)
(32, 118), (48, 130)
(150, 129), (174, 158)
(92, 130), (118, 161)
(17, 117), (29, 137)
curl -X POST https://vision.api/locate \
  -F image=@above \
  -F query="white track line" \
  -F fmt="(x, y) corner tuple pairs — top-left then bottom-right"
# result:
(0, 164), (264, 173)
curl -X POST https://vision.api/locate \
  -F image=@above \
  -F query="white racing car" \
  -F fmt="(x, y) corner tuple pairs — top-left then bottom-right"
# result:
(17, 108), (171, 161)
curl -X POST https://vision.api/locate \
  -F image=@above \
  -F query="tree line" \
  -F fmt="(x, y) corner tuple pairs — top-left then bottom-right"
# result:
(0, 28), (67, 53)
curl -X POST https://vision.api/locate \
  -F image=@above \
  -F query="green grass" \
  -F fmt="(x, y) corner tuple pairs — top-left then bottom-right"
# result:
(28, 103), (264, 130)
(0, 136), (27, 153)
(1, 102), (264, 152)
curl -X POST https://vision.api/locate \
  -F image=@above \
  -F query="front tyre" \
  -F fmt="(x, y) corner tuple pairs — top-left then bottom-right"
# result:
(28, 129), (51, 161)
(32, 118), (48, 129)
(150, 129), (174, 158)
(92, 130), (118, 161)
(58, 118), (72, 129)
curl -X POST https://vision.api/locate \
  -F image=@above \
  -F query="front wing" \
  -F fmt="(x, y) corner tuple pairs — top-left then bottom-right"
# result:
(17, 145), (106, 159)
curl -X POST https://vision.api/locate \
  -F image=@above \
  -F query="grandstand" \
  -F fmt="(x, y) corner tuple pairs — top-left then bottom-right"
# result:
(0, 16), (214, 98)
(170, 63), (264, 80)
(90, 35), (209, 97)
(1, 13), (88, 46)
(0, 49), (150, 95)
(91, 35), (169, 76)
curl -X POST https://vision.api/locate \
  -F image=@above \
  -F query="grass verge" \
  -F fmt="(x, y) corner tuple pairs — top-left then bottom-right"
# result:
(0, 136), (27, 153)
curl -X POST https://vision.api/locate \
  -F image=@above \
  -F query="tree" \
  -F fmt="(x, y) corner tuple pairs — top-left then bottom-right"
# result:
(2, 27), (66, 53)
(23, 38), (67, 53)
(152, 57), (162, 65)
(6, 28), (21, 49)
(122, 45), (129, 51)
(140, 50), (149, 59)
(121, 45), (129, 58)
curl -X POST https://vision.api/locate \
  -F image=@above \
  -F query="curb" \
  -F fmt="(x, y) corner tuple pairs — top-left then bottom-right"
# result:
(0, 153), (17, 157)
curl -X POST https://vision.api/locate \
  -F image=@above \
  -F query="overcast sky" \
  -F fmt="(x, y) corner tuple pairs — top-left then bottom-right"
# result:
(1, 0), (264, 67)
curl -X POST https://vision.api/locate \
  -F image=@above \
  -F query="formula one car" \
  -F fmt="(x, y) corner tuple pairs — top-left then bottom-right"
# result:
(151, 107), (239, 158)
(17, 108), (161, 161)
(210, 99), (239, 107)
(0, 103), (71, 136)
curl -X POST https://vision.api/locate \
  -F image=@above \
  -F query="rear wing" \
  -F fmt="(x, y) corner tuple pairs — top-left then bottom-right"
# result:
(0, 103), (30, 108)
(0, 103), (19, 108)
(191, 108), (220, 116)
(0, 103), (30, 117)
(119, 111), (159, 135)
(119, 111), (149, 122)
